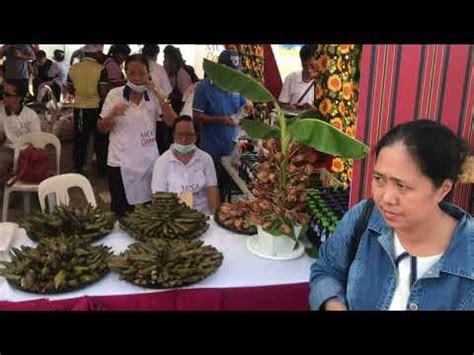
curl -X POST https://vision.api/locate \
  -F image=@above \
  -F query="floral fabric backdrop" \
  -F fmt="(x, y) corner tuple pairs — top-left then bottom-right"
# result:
(313, 44), (361, 189)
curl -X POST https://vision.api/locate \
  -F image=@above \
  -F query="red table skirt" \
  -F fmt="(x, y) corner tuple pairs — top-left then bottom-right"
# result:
(0, 283), (310, 311)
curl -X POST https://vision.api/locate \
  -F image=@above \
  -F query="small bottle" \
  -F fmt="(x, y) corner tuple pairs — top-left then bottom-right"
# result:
(320, 220), (329, 243)
(315, 211), (323, 236)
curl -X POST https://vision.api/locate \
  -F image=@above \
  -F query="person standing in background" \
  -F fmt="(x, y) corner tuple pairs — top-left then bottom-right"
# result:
(163, 45), (193, 115)
(278, 45), (319, 111)
(141, 44), (173, 154)
(0, 45), (35, 100)
(47, 49), (69, 102)
(31, 50), (53, 99)
(103, 44), (131, 91)
(67, 44), (109, 176)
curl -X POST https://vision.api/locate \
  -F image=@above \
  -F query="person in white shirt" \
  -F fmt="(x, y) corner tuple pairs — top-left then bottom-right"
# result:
(141, 44), (174, 154)
(47, 50), (69, 102)
(278, 45), (319, 111)
(97, 54), (177, 217)
(0, 80), (41, 174)
(151, 115), (219, 214)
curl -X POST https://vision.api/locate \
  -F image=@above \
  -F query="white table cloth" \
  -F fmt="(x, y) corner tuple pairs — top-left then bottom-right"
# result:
(0, 219), (313, 302)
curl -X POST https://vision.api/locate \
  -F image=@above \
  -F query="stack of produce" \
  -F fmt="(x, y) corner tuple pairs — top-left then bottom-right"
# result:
(109, 238), (223, 288)
(21, 204), (116, 242)
(0, 236), (112, 294)
(120, 192), (209, 240)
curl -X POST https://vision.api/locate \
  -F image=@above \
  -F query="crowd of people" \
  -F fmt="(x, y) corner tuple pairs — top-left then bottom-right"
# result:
(0, 44), (252, 217)
(0, 44), (472, 310)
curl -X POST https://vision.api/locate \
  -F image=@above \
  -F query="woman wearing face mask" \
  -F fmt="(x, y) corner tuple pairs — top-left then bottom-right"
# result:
(97, 54), (177, 217)
(309, 119), (473, 311)
(151, 115), (219, 215)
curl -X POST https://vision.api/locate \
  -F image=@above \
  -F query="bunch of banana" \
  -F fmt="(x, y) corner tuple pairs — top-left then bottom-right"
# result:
(120, 192), (209, 240)
(22, 204), (116, 243)
(0, 236), (113, 294)
(109, 238), (223, 288)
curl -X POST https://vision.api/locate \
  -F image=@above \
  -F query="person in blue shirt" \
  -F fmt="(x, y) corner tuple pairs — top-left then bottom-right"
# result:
(310, 119), (473, 310)
(193, 50), (253, 201)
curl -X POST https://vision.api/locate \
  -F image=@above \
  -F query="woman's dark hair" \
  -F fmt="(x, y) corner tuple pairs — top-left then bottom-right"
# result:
(141, 44), (160, 58)
(108, 44), (131, 57)
(163, 45), (176, 56)
(375, 119), (469, 187)
(164, 45), (185, 67)
(53, 49), (65, 62)
(124, 54), (149, 72)
(299, 45), (317, 62)
(172, 115), (197, 134)
(36, 50), (47, 59)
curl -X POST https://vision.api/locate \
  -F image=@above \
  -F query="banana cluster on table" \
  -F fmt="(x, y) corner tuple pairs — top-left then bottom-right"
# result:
(120, 192), (209, 240)
(109, 238), (223, 288)
(0, 236), (113, 294)
(21, 204), (116, 243)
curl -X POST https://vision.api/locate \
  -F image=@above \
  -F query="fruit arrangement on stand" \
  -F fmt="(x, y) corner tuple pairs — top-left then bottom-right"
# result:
(247, 139), (319, 236)
(109, 238), (223, 288)
(0, 236), (113, 294)
(21, 204), (116, 243)
(120, 192), (209, 240)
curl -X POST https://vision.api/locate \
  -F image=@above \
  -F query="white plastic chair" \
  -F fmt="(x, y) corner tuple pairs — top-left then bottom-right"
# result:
(2, 132), (61, 222)
(37, 173), (97, 213)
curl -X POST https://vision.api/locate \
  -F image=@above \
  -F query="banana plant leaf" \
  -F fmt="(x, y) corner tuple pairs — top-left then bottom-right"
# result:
(242, 119), (280, 140)
(288, 118), (369, 160)
(203, 59), (274, 103)
(294, 109), (329, 121)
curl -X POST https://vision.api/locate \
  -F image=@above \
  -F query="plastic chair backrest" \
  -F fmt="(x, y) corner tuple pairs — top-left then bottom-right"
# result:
(13, 132), (61, 175)
(37, 173), (97, 212)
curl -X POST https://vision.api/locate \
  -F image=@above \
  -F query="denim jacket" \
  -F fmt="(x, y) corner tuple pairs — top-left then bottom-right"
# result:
(309, 200), (474, 310)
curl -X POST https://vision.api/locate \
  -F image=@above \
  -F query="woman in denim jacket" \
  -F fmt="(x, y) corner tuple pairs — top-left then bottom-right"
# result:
(310, 119), (473, 310)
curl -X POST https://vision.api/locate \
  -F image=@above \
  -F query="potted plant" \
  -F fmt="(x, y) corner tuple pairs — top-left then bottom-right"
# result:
(203, 59), (369, 260)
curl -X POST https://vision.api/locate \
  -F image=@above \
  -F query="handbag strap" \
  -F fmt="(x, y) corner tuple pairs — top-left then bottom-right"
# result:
(296, 78), (315, 104)
(347, 198), (375, 266)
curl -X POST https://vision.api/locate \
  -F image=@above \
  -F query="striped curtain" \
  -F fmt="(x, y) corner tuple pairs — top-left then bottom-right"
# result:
(351, 45), (474, 213)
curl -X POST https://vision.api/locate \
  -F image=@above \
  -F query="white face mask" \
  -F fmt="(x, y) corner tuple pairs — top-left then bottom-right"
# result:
(171, 143), (196, 155)
(126, 81), (147, 93)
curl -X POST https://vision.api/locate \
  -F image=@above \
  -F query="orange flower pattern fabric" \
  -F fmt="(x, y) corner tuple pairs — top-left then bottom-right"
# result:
(313, 44), (361, 188)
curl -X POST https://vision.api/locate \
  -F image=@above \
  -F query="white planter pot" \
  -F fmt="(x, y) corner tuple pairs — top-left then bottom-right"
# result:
(246, 225), (305, 260)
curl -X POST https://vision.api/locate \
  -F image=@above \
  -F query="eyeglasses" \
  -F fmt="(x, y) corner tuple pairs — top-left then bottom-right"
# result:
(3, 92), (18, 98)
